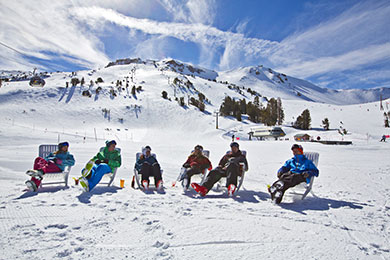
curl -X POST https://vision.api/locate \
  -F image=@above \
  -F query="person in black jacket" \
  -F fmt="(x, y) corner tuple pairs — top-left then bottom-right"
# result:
(191, 142), (248, 197)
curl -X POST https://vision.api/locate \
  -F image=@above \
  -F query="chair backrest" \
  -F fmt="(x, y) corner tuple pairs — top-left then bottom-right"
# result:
(304, 152), (319, 167)
(136, 152), (157, 161)
(39, 144), (58, 158)
(226, 150), (247, 157)
(191, 150), (210, 158)
(100, 147), (121, 153)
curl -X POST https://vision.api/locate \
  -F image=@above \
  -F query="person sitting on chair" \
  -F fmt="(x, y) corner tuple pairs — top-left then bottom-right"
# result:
(26, 142), (75, 192)
(135, 146), (163, 190)
(79, 140), (121, 192)
(180, 145), (212, 190)
(268, 144), (319, 204)
(191, 142), (248, 197)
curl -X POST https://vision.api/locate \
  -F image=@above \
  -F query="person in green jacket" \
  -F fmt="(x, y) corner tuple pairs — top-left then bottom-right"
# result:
(79, 140), (121, 192)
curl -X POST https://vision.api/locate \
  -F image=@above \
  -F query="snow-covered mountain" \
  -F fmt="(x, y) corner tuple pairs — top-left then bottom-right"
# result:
(218, 65), (390, 105)
(2, 58), (390, 105)
(1, 58), (390, 259)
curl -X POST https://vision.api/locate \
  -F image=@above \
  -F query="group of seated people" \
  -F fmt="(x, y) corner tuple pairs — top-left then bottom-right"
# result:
(25, 140), (319, 204)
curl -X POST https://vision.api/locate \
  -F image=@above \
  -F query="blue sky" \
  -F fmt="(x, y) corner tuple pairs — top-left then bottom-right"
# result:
(0, 0), (389, 90)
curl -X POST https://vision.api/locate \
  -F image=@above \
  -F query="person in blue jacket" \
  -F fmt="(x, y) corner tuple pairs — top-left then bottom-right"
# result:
(25, 142), (75, 191)
(268, 144), (319, 204)
(135, 146), (163, 190)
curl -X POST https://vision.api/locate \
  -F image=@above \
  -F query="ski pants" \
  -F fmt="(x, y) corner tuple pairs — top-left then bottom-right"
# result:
(202, 163), (240, 190)
(184, 166), (203, 183)
(273, 172), (306, 192)
(140, 163), (162, 185)
(87, 164), (112, 191)
(31, 157), (62, 187)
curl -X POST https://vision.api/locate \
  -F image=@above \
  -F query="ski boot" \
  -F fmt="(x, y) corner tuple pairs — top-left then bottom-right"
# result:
(227, 184), (236, 197)
(25, 180), (38, 192)
(142, 180), (149, 191)
(156, 180), (163, 191)
(191, 183), (208, 197)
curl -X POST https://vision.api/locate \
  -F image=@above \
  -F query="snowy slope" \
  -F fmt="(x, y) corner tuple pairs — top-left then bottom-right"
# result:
(0, 59), (390, 259)
(218, 65), (390, 105)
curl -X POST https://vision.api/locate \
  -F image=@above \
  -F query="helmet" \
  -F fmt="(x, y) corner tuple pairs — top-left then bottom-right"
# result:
(230, 142), (239, 148)
(106, 140), (117, 147)
(58, 142), (69, 149)
(194, 145), (203, 151)
(291, 144), (303, 153)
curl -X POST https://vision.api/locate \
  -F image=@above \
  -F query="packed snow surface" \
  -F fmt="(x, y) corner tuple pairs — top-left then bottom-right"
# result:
(0, 61), (389, 259)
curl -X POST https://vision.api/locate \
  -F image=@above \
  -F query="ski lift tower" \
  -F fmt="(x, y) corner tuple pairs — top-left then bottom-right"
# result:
(214, 110), (219, 129)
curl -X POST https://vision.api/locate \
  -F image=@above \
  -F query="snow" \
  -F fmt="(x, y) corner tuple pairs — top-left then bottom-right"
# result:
(0, 60), (390, 259)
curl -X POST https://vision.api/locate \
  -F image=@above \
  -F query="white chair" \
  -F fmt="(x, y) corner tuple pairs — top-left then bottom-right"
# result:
(38, 144), (71, 187)
(213, 150), (248, 193)
(133, 152), (163, 189)
(98, 147), (121, 186)
(289, 152), (319, 200)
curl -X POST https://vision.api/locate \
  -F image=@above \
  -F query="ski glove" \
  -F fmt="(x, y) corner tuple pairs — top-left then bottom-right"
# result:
(182, 163), (190, 168)
(95, 159), (101, 165)
(103, 159), (109, 164)
(302, 172), (310, 178)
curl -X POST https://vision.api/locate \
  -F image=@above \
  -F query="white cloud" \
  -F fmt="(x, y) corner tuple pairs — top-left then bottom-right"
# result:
(278, 43), (390, 78)
(72, 6), (278, 67)
(0, 0), (110, 71)
(272, 0), (390, 78)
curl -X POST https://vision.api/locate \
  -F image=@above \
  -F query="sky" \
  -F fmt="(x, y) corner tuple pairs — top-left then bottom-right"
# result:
(0, 0), (389, 90)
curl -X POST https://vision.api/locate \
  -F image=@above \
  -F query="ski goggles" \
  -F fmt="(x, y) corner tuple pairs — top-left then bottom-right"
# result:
(58, 142), (69, 148)
(194, 145), (203, 151)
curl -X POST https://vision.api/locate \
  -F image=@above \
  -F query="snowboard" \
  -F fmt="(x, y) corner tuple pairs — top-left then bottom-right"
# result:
(81, 159), (94, 177)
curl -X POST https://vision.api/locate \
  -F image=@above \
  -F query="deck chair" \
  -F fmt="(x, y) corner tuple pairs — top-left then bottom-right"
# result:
(289, 152), (319, 200)
(133, 152), (163, 189)
(214, 150), (248, 193)
(175, 150), (210, 187)
(97, 147), (121, 186)
(38, 144), (71, 187)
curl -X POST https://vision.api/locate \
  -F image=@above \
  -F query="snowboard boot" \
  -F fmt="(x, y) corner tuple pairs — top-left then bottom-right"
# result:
(227, 184), (236, 197)
(268, 181), (284, 202)
(191, 183), (208, 197)
(182, 177), (190, 190)
(156, 180), (163, 191)
(142, 180), (149, 191)
(26, 170), (44, 180)
(274, 190), (285, 204)
(79, 177), (89, 192)
(25, 180), (37, 192)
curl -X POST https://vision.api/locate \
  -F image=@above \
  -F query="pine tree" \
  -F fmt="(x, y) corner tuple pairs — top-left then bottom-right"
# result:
(71, 78), (80, 87)
(239, 99), (247, 114)
(294, 109), (311, 130)
(276, 97), (284, 125)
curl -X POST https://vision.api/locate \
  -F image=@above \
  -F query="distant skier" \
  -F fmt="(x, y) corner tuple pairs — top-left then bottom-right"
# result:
(79, 140), (121, 192)
(191, 142), (248, 197)
(179, 145), (212, 189)
(135, 146), (163, 190)
(380, 135), (386, 142)
(25, 142), (75, 192)
(268, 144), (319, 204)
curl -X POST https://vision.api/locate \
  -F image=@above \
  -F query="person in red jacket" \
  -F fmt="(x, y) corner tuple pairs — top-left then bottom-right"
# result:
(180, 145), (212, 189)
